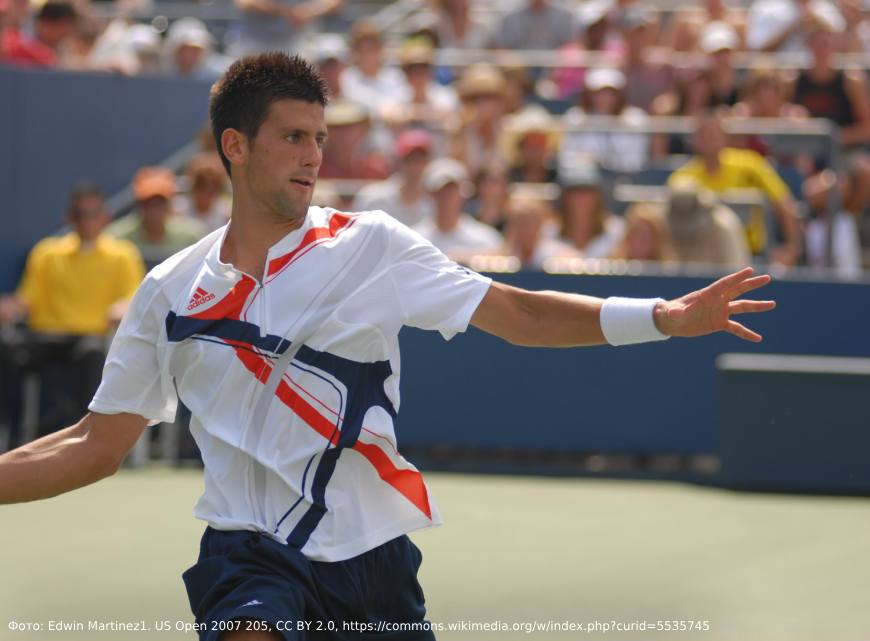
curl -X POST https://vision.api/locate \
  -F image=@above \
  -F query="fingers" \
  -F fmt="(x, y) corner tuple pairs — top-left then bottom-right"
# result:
(727, 319), (763, 342)
(730, 274), (772, 298)
(728, 299), (776, 315)
(710, 267), (755, 293)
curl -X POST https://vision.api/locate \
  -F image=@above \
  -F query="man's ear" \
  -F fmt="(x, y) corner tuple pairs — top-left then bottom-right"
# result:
(221, 128), (249, 170)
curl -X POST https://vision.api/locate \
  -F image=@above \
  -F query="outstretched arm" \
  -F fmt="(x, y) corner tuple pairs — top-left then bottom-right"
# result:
(0, 412), (146, 504)
(470, 267), (775, 347)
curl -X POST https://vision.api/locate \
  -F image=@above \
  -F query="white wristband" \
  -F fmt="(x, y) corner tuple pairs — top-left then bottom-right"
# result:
(600, 297), (670, 346)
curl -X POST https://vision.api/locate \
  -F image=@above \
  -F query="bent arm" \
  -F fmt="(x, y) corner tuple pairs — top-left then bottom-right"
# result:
(0, 412), (146, 504)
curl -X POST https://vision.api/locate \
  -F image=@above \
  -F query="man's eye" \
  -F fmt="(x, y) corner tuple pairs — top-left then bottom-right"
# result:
(286, 134), (301, 143)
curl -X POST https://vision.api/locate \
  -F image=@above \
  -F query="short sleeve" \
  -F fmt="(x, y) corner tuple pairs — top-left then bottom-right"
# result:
(116, 241), (146, 301)
(748, 152), (790, 204)
(88, 275), (178, 425)
(15, 241), (47, 310)
(383, 213), (492, 340)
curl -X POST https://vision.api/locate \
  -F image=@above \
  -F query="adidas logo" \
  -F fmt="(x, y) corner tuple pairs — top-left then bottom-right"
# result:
(187, 287), (215, 310)
(240, 599), (263, 608)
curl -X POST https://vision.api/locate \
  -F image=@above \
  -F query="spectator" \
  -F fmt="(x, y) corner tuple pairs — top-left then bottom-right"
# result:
(226, 0), (343, 58)
(424, 0), (491, 50)
(501, 64), (534, 115)
(559, 67), (649, 173)
(319, 99), (390, 180)
(804, 199), (863, 277)
(665, 182), (751, 267)
(732, 68), (810, 168)
(840, 0), (870, 54)
(548, 0), (622, 101)
(791, 21), (870, 149)
(668, 111), (803, 266)
(558, 163), (626, 258)
(380, 38), (459, 129)
(499, 196), (578, 269)
(162, 18), (228, 81)
(108, 167), (206, 264)
(448, 63), (508, 175)
(466, 161), (511, 231)
(340, 19), (406, 114)
(354, 129), (435, 227)
(0, 0), (63, 66)
(87, 20), (160, 76)
(746, 0), (843, 54)
(790, 18), (870, 237)
(610, 202), (674, 262)
(413, 157), (502, 256)
(666, 0), (747, 52)
(503, 105), (559, 184)
(33, 0), (77, 63)
(491, 0), (574, 50)
(651, 66), (715, 156)
(701, 21), (741, 107)
(307, 33), (348, 99)
(0, 184), (144, 436)
(620, 7), (675, 112)
(175, 152), (232, 233)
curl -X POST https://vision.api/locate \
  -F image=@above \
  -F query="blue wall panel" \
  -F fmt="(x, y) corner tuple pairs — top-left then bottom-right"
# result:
(0, 68), (211, 292)
(395, 273), (870, 455)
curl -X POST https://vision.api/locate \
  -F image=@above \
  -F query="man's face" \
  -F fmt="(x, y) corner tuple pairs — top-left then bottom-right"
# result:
(138, 195), (171, 226)
(69, 194), (108, 241)
(694, 117), (727, 158)
(241, 99), (326, 223)
(400, 148), (430, 182)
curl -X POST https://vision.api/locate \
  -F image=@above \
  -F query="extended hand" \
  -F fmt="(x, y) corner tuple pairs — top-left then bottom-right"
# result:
(653, 267), (776, 342)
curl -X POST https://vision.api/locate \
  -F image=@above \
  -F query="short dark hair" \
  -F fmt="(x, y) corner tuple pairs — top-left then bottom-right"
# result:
(37, 1), (77, 23)
(68, 182), (105, 216)
(209, 52), (329, 176)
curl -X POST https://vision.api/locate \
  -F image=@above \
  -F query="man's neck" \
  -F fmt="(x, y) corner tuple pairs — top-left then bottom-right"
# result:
(222, 195), (307, 281)
(435, 212), (462, 233)
(702, 152), (721, 174)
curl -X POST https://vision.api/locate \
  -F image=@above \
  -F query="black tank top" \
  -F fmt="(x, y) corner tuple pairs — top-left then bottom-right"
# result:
(794, 70), (855, 127)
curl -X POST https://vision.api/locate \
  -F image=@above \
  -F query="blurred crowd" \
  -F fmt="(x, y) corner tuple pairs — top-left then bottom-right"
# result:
(3, 0), (870, 448)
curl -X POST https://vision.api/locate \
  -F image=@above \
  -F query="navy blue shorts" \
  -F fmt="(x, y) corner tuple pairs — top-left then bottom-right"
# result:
(182, 527), (436, 641)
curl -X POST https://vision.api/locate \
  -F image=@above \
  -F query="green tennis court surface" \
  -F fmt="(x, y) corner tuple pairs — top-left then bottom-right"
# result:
(1, 468), (868, 641)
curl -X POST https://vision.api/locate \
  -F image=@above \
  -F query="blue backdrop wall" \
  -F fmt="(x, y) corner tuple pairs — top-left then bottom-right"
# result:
(0, 68), (212, 292)
(396, 272), (870, 455)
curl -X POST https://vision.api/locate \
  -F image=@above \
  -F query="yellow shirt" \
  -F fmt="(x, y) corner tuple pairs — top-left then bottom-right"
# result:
(17, 232), (145, 335)
(669, 148), (791, 252)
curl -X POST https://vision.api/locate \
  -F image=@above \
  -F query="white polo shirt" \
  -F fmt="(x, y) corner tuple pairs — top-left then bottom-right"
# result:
(89, 207), (492, 561)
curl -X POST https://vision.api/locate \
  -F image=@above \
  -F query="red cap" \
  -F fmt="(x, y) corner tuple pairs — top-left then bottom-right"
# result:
(395, 129), (433, 158)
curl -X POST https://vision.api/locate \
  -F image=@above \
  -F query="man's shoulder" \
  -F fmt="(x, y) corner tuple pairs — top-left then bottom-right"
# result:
(28, 233), (74, 257)
(146, 226), (224, 287)
(721, 147), (768, 168)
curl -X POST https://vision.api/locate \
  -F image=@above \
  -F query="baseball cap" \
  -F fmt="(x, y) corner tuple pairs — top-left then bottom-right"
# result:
(395, 129), (433, 158)
(699, 21), (737, 54)
(457, 63), (506, 99)
(559, 162), (603, 190)
(133, 166), (176, 201)
(423, 157), (470, 192)
(576, 0), (613, 29)
(349, 19), (381, 47)
(666, 182), (716, 238)
(398, 38), (435, 67)
(308, 33), (348, 63)
(325, 99), (369, 126)
(584, 67), (626, 92)
(166, 18), (213, 50)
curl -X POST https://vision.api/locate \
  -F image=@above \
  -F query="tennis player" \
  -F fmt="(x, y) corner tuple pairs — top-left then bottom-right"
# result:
(0, 54), (775, 641)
